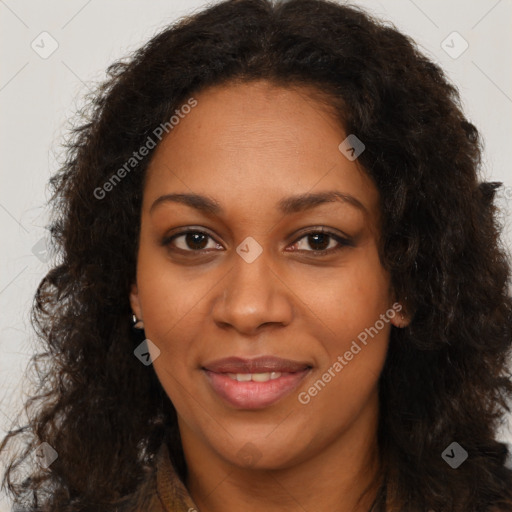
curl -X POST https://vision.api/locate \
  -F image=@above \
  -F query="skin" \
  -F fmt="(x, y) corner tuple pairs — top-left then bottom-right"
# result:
(130, 79), (409, 512)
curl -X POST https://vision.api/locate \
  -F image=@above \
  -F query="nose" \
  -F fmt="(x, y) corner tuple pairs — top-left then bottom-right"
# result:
(211, 249), (294, 336)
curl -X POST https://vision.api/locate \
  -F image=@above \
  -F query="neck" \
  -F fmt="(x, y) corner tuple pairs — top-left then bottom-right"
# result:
(181, 390), (382, 512)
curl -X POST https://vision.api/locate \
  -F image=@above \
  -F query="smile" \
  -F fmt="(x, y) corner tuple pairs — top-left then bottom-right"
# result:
(203, 368), (310, 409)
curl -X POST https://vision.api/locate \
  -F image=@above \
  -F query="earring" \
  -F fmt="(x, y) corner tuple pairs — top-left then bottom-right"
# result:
(397, 305), (408, 327)
(132, 314), (144, 330)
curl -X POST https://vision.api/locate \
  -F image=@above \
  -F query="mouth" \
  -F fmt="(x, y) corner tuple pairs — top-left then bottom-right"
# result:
(202, 356), (312, 409)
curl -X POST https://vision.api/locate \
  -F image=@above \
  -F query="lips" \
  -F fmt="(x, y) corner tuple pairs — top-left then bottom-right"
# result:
(202, 356), (312, 409)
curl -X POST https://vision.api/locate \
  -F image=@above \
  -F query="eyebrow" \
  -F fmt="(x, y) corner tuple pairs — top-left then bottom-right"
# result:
(149, 190), (367, 216)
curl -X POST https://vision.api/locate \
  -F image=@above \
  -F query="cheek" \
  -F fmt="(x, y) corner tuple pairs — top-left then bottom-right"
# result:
(137, 262), (205, 416)
(133, 251), (207, 398)
(295, 265), (391, 428)
(135, 242), (211, 340)
(287, 247), (391, 351)
(134, 239), (227, 376)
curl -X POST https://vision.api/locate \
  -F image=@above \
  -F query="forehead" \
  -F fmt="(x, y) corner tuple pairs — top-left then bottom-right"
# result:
(143, 80), (380, 224)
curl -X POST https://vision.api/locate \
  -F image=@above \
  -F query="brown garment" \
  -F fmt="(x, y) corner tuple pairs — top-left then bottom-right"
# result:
(144, 443), (199, 512)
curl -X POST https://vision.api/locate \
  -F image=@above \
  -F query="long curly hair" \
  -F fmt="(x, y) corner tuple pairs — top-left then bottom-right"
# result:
(2, 0), (512, 510)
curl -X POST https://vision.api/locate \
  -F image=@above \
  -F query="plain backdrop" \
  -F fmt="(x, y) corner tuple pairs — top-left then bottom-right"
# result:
(1, 0), (511, 509)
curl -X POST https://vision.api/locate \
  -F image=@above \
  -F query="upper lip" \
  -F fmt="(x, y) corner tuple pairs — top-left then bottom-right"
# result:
(202, 356), (311, 374)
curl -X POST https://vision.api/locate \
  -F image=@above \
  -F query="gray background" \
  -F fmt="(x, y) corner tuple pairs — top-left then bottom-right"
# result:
(1, 1), (511, 509)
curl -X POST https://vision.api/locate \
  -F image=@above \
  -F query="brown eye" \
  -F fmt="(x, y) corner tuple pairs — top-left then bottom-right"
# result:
(182, 232), (209, 250)
(289, 229), (353, 255)
(164, 230), (221, 252)
(304, 233), (331, 251)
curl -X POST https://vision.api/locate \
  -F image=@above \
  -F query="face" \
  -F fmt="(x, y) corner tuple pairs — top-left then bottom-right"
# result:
(130, 80), (404, 471)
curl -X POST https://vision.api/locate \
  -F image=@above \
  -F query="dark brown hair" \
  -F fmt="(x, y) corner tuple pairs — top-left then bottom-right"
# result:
(2, 0), (512, 510)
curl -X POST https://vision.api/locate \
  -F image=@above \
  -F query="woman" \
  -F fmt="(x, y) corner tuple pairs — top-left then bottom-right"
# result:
(2, 0), (512, 510)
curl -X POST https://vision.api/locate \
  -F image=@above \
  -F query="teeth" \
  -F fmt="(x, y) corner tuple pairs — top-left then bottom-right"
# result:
(226, 372), (282, 382)
(252, 372), (271, 382)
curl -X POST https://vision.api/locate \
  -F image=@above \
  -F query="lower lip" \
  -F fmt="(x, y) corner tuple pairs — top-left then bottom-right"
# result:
(203, 369), (310, 409)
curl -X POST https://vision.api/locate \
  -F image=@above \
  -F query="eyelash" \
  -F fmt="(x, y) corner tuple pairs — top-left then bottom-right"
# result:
(161, 228), (353, 256)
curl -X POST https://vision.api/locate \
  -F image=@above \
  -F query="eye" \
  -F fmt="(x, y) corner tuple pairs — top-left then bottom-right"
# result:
(288, 228), (353, 255)
(163, 230), (221, 252)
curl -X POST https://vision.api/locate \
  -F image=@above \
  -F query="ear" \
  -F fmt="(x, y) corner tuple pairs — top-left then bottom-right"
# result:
(389, 301), (411, 328)
(129, 282), (143, 320)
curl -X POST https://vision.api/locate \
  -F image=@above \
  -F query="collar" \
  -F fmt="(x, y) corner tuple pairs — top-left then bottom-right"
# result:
(155, 443), (200, 512)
